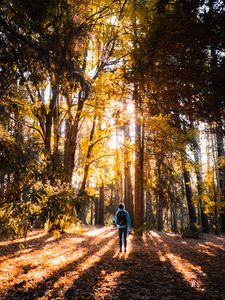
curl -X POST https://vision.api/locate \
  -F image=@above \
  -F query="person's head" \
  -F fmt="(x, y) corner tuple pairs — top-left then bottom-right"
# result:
(119, 203), (124, 209)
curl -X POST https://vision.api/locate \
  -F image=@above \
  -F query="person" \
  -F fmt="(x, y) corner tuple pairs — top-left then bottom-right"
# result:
(114, 203), (132, 252)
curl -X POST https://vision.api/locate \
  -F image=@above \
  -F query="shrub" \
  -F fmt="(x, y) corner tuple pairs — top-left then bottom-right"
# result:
(41, 185), (79, 234)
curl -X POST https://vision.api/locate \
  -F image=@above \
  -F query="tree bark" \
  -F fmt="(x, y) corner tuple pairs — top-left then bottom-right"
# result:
(95, 198), (99, 225)
(216, 128), (225, 233)
(146, 189), (155, 226)
(79, 113), (97, 193)
(64, 90), (86, 184)
(183, 168), (197, 227)
(209, 2), (225, 232)
(123, 99), (134, 224)
(210, 126), (220, 234)
(90, 199), (94, 225)
(134, 83), (144, 228)
(156, 160), (164, 231)
(99, 182), (105, 226)
(45, 85), (58, 154)
(170, 199), (178, 233)
(191, 125), (209, 233)
(52, 94), (61, 175)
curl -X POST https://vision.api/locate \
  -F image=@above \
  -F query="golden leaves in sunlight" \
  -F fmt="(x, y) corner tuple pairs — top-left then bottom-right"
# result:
(0, 124), (14, 142)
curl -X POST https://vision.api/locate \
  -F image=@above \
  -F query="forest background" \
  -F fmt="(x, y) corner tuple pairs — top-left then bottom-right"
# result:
(1, 0), (225, 239)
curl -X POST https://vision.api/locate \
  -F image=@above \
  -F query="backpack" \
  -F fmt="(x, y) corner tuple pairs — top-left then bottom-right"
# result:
(117, 210), (127, 226)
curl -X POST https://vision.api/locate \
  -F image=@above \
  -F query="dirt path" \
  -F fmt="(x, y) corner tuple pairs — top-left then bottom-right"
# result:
(0, 227), (225, 299)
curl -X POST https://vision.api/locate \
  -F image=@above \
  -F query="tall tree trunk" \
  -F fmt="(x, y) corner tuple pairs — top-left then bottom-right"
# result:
(170, 196), (178, 233)
(209, 1), (225, 233)
(183, 168), (197, 227)
(53, 94), (60, 154)
(216, 128), (225, 233)
(13, 106), (23, 199)
(114, 111), (122, 212)
(210, 126), (220, 234)
(123, 99), (133, 224)
(64, 48), (89, 184)
(146, 189), (155, 226)
(192, 125), (209, 233)
(99, 182), (105, 226)
(45, 85), (58, 154)
(156, 160), (164, 231)
(180, 179), (185, 231)
(95, 198), (100, 225)
(132, 0), (144, 229)
(90, 199), (94, 225)
(52, 94), (61, 174)
(77, 113), (97, 223)
(156, 193), (163, 231)
(134, 83), (144, 228)
(64, 90), (86, 184)
(79, 113), (97, 193)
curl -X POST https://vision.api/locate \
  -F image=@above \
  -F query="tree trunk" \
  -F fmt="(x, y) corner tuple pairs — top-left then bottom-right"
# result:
(90, 199), (94, 225)
(216, 128), (225, 233)
(156, 193), (163, 231)
(156, 161), (164, 231)
(123, 100), (134, 224)
(210, 126), (220, 234)
(77, 113), (97, 223)
(170, 200), (178, 233)
(134, 83), (144, 229)
(183, 168), (197, 227)
(99, 182), (105, 226)
(180, 179), (185, 231)
(146, 189), (155, 226)
(64, 49), (89, 184)
(53, 94), (60, 154)
(45, 85), (58, 154)
(52, 94), (61, 174)
(192, 125), (209, 233)
(95, 198), (99, 225)
(79, 113), (97, 193)
(209, 5), (225, 232)
(64, 91), (86, 184)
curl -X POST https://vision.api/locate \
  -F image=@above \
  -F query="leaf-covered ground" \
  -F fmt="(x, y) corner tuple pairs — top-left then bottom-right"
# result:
(0, 227), (225, 299)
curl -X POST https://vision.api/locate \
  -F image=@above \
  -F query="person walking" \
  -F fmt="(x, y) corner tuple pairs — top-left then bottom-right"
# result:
(114, 203), (132, 252)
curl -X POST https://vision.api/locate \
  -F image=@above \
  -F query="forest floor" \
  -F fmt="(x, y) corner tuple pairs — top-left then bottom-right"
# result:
(0, 226), (225, 300)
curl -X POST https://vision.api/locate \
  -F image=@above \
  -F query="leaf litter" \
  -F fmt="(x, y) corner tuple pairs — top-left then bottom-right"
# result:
(0, 227), (224, 299)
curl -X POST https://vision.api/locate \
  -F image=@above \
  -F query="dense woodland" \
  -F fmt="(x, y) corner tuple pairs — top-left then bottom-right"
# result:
(1, 0), (225, 238)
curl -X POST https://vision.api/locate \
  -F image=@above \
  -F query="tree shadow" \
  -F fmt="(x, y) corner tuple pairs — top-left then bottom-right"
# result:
(0, 227), (107, 262)
(64, 234), (206, 299)
(0, 231), (55, 257)
(2, 230), (117, 299)
(148, 231), (225, 299)
(2, 229), (223, 300)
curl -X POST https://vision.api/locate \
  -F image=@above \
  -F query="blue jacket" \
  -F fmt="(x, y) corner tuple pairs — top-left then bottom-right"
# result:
(114, 209), (132, 229)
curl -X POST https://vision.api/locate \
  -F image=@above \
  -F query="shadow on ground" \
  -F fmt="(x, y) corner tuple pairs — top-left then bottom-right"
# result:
(1, 228), (225, 300)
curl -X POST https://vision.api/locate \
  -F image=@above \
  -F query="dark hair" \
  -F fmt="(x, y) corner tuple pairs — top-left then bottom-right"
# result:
(119, 203), (124, 209)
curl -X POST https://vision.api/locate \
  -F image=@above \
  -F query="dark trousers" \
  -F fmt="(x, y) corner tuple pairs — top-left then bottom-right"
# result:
(118, 227), (128, 250)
